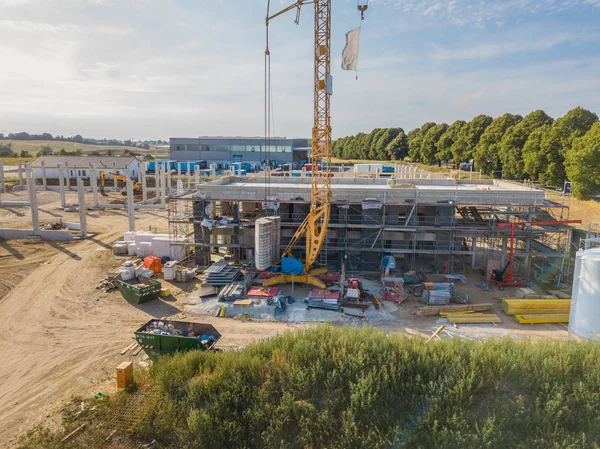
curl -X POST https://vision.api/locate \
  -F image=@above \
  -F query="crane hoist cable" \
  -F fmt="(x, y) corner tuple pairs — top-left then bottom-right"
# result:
(262, 0), (366, 288)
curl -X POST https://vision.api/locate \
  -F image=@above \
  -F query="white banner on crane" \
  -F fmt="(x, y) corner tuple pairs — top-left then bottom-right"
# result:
(341, 27), (361, 71)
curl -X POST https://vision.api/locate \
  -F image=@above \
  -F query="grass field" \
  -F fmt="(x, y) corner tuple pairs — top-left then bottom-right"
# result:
(17, 326), (600, 449)
(0, 140), (162, 157)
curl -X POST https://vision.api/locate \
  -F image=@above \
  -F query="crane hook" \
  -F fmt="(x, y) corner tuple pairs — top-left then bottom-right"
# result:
(358, 4), (368, 20)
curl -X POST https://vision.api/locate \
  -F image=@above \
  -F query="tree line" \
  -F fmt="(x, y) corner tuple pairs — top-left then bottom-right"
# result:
(332, 107), (600, 200)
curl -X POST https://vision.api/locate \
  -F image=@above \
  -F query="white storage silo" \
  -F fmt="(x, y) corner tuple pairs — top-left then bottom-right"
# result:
(255, 218), (273, 270)
(568, 248), (600, 341)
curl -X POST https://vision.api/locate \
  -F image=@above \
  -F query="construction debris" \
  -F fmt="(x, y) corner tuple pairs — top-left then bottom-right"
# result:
(501, 299), (571, 316)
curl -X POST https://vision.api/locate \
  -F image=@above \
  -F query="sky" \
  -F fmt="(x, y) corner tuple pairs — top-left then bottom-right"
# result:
(0, 0), (599, 140)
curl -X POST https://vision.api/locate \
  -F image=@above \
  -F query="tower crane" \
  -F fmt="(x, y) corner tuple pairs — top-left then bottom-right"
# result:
(262, 0), (366, 289)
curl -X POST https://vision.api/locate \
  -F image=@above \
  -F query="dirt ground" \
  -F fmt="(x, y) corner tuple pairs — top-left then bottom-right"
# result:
(0, 188), (571, 447)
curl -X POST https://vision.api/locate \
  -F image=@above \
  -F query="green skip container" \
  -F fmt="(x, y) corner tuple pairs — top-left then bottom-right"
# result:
(134, 319), (222, 357)
(116, 275), (162, 304)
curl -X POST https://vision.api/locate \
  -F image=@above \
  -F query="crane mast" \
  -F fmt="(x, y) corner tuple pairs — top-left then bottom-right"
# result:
(264, 0), (363, 287)
(265, 0), (332, 280)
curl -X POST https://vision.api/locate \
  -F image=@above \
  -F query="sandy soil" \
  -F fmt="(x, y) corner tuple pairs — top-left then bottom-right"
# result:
(0, 190), (298, 447)
(0, 188), (571, 447)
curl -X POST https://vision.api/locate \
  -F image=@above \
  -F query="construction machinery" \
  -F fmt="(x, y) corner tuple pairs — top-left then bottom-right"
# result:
(100, 172), (142, 196)
(491, 219), (581, 290)
(262, 0), (367, 289)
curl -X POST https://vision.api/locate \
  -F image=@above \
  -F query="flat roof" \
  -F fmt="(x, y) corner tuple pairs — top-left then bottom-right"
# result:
(193, 177), (546, 206)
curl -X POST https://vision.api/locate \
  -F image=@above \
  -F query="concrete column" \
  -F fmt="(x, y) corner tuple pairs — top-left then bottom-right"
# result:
(160, 167), (167, 209)
(58, 165), (67, 208)
(126, 179), (135, 232)
(25, 164), (33, 186)
(77, 178), (87, 238)
(113, 176), (118, 192)
(177, 162), (182, 180)
(17, 160), (24, 186)
(155, 164), (161, 201)
(141, 163), (147, 202)
(212, 164), (216, 180)
(41, 161), (47, 190)
(0, 160), (5, 193)
(187, 167), (192, 190)
(64, 162), (69, 190)
(501, 238), (508, 267)
(27, 177), (39, 232)
(136, 164), (141, 183)
(194, 169), (200, 189)
(90, 164), (99, 208)
(471, 238), (477, 269)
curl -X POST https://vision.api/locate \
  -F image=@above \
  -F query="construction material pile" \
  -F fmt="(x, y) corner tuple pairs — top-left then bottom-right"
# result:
(442, 311), (501, 324)
(382, 277), (407, 303)
(200, 261), (241, 285)
(421, 282), (455, 306)
(416, 303), (492, 316)
(502, 298), (571, 324)
(218, 281), (246, 302)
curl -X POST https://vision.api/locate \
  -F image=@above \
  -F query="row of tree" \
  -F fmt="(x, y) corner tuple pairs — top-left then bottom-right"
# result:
(333, 107), (600, 200)
(0, 132), (167, 149)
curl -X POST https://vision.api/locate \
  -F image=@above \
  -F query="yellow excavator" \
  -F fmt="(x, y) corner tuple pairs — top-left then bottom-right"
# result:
(99, 172), (142, 196)
(261, 0), (367, 289)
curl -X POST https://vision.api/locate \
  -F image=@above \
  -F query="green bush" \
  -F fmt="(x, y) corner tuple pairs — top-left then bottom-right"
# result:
(17, 326), (600, 449)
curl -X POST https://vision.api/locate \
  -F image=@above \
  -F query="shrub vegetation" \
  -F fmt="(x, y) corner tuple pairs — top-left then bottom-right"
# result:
(18, 326), (600, 449)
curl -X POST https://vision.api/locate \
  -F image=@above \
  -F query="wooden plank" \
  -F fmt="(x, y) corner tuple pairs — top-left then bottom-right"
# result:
(120, 341), (137, 355)
(448, 315), (501, 324)
(62, 424), (85, 443)
(417, 303), (492, 316)
(132, 345), (143, 356)
(427, 325), (445, 342)
(514, 314), (569, 324)
(232, 299), (253, 306)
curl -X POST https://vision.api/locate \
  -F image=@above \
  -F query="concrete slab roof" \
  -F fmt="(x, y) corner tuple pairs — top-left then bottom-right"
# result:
(193, 177), (546, 206)
(31, 156), (139, 169)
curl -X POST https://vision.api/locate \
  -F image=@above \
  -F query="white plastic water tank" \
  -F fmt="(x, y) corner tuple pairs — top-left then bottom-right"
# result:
(255, 218), (273, 270)
(163, 261), (177, 281)
(568, 248), (600, 341)
(119, 261), (136, 281)
(128, 242), (137, 256)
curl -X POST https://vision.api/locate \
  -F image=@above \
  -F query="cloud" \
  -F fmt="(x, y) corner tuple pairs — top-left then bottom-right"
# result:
(430, 31), (598, 61)
(379, 0), (600, 27)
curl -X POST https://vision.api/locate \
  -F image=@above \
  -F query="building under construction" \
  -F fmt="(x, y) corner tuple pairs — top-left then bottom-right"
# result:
(168, 168), (575, 283)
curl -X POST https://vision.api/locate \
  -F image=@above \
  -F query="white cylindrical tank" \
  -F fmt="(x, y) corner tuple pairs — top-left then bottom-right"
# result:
(255, 218), (273, 270)
(568, 248), (600, 341)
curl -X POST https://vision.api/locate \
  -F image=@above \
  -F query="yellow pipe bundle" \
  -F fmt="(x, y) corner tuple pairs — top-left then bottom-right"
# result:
(514, 314), (569, 324)
(501, 299), (570, 316)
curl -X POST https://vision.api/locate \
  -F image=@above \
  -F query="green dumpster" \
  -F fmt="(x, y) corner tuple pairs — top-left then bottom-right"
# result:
(134, 319), (221, 358)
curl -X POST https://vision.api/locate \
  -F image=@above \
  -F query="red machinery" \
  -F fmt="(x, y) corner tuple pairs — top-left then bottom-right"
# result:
(491, 219), (581, 290)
